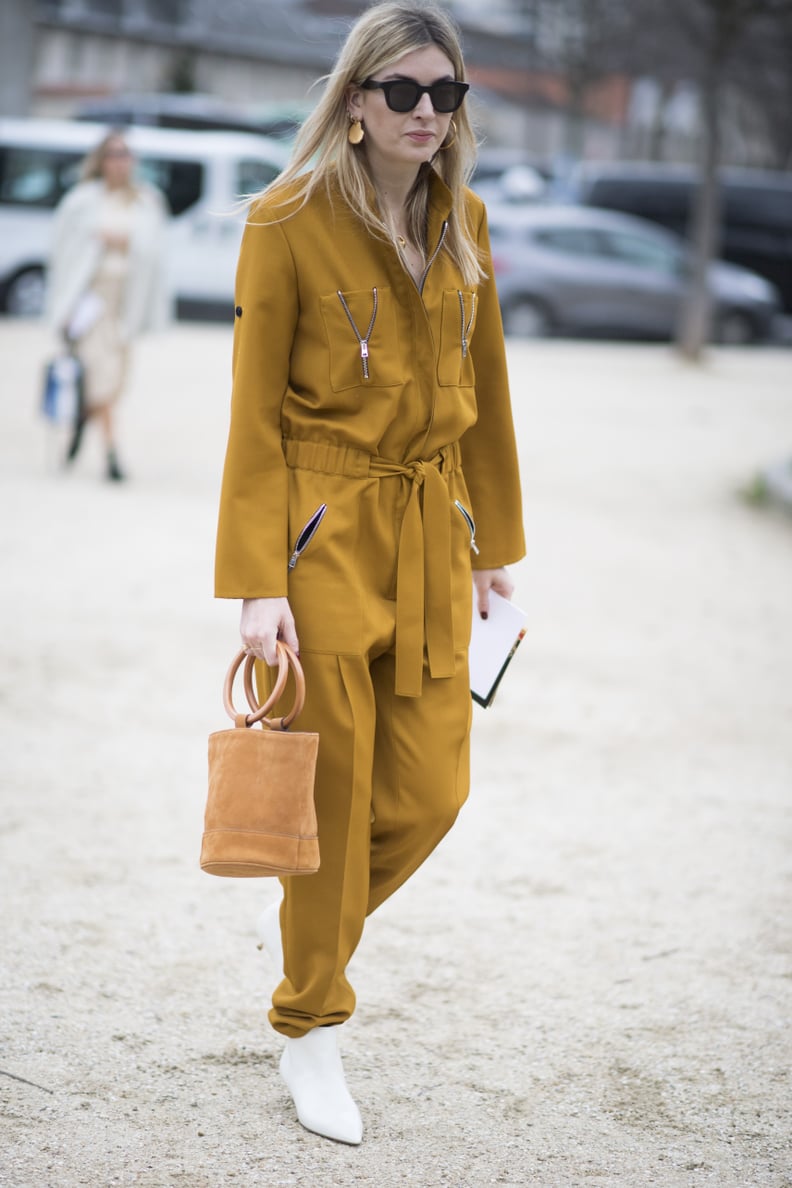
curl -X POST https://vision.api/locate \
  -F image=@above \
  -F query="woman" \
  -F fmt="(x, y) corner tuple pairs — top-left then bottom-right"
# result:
(48, 130), (167, 480)
(215, 0), (525, 1145)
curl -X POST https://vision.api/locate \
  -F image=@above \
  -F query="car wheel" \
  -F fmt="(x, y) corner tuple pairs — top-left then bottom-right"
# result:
(716, 309), (757, 346)
(503, 298), (552, 338)
(4, 267), (46, 317)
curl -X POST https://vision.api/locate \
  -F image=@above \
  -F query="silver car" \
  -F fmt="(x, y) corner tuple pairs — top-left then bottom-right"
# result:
(487, 205), (780, 342)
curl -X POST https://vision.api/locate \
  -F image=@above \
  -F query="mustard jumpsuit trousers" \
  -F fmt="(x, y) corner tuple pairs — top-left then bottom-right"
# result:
(215, 171), (525, 1038)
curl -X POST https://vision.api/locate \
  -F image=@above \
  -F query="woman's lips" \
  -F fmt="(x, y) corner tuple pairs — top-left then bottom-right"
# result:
(406, 131), (435, 142)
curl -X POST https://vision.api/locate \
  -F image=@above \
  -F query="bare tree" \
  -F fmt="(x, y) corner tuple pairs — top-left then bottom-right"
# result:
(666, 0), (790, 359)
(523, 0), (635, 155)
(730, 3), (792, 167)
(515, 0), (788, 357)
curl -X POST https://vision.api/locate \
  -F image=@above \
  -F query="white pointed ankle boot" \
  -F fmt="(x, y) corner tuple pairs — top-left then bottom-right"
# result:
(280, 1026), (363, 1145)
(256, 900), (284, 975)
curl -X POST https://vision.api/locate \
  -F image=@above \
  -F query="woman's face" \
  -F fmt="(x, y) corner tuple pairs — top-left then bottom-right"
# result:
(348, 44), (457, 172)
(101, 137), (134, 188)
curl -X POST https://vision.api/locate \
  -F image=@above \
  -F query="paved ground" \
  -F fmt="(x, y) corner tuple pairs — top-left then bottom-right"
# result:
(1, 322), (791, 1187)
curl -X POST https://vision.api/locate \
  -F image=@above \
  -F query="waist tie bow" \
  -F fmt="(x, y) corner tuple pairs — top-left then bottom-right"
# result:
(283, 439), (460, 697)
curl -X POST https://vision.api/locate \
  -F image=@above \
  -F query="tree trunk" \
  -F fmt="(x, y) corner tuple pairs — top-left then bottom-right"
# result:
(564, 71), (588, 158)
(648, 79), (675, 161)
(676, 55), (721, 360)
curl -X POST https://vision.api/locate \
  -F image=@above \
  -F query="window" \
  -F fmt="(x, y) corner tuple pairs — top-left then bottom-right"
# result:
(136, 157), (203, 215)
(235, 158), (281, 198)
(532, 227), (603, 256)
(0, 147), (82, 209)
(585, 177), (692, 235)
(85, 0), (125, 16)
(597, 230), (680, 274)
(724, 184), (792, 231)
(144, 0), (185, 21)
(0, 145), (203, 217)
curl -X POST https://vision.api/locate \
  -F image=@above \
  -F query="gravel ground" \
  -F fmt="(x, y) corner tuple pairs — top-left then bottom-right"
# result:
(1, 323), (790, 1188)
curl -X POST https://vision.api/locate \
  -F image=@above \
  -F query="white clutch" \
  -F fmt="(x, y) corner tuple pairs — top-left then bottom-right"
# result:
(67, 290), (104, 340)
(469, 585), (527, 707)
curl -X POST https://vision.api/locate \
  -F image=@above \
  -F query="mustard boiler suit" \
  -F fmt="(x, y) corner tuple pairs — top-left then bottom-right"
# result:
(215, 170), (525, 1038)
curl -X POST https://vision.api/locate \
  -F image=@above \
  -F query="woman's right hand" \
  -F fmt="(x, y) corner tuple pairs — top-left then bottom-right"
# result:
(240, 597), (299, 666)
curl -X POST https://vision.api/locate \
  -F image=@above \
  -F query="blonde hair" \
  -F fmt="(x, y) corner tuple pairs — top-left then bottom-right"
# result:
(257, 1), (483, 286)
(80, 129), (139, 197)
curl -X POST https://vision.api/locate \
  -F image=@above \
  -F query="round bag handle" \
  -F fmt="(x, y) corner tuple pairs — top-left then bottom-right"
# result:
(223, 642), (306, 730)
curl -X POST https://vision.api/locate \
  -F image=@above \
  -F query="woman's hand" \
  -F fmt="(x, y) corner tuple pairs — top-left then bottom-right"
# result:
(473, 568), (514, 619)
(240, 597), (299, 666)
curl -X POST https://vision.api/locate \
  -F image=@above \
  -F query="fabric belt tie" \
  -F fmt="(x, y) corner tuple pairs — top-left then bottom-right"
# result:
(283, 438), (459, 697)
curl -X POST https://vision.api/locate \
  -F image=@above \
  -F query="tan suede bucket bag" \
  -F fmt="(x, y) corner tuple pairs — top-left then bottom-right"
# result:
(200, 643), (320, 878)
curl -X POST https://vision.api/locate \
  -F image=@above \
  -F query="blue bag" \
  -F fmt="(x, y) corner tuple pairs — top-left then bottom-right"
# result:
(42, 350), (84, 426)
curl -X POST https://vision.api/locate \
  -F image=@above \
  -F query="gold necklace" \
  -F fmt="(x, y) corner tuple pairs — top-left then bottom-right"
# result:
(397, 235), (422, 257)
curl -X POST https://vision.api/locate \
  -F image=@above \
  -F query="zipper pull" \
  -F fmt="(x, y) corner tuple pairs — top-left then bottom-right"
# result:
(336, 288), (377, 381)
(454, 500), (480, 555)
(419, 221), (449, 294)
(288, 503), (328, 570)
(459, 290), (476, 359)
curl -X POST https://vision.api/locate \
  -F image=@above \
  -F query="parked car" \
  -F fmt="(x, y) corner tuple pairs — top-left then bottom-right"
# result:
(0, 118), (289, 318)
(471, 147), (553, 187)
(470, 148), (551, 206)
(76, 92), (269, 135)
(473, 164), (548, 206)
(76, 93), (311, 142)
(487, 205), (780, 342)
(567, 161), (792, 314)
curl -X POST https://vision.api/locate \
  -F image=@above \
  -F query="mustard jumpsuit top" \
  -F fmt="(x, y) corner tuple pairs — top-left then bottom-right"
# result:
(215, 168), (525, 1038)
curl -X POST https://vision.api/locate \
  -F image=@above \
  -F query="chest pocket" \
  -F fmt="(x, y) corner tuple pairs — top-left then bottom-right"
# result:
(437, 289), (477, 387)
(320, 286), (404, 392)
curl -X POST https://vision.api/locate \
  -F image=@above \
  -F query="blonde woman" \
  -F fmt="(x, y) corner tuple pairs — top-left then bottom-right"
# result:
(48, 131), (167, 480)
(215, 0), (525, 1144)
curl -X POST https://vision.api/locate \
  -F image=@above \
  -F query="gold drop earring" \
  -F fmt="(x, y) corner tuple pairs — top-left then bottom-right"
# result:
(348, 115), (364, 145)
(438, 119), (457, 151)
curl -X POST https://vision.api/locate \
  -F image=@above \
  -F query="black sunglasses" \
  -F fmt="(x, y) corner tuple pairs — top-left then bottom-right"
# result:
(360, 77), (469, 114)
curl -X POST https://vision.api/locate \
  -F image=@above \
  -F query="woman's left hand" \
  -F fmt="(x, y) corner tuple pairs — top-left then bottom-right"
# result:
(473, 567), (514, 619)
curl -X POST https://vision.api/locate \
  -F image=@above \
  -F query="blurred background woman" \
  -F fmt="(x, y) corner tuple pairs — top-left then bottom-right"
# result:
(48, 130), (167, 480)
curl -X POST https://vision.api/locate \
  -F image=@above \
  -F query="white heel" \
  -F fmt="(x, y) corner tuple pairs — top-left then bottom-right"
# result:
(280, 1026), (363, 1145)
(256, 900), (283, 974)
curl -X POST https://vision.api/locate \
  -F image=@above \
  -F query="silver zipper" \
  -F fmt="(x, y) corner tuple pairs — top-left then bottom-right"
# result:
(454, 500), (480, 555)
(419, 221), (449, 295)
(336, 289), (378, 380)
(288, 503), (327, 570)
(457, 290), (477, 358)
(412, 221), (452, 456)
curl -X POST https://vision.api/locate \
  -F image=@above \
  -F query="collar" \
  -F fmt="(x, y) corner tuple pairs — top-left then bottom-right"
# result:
(326, 164), (454, 229)
(426, 166), (454, 222)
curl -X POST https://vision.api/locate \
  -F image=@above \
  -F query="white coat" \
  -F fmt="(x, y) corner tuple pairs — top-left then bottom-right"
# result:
(47, 179), (169, 341)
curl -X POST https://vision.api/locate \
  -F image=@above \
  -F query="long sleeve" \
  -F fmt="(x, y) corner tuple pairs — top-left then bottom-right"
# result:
(214, 212), (299, 598)
(123, 185), (170, 337)
(47, 183), (102, 335)
(460, 206), (526, 569)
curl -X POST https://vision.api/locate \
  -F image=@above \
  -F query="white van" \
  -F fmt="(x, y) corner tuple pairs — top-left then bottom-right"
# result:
(0, 118), (290, 318)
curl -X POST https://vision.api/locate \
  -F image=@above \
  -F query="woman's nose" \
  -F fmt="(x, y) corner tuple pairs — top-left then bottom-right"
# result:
(413, 92), (435, 117)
